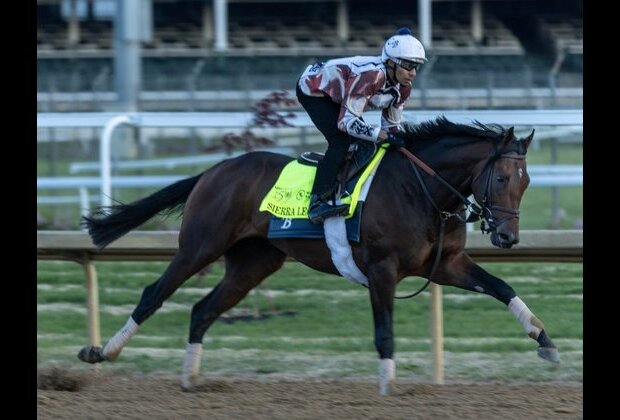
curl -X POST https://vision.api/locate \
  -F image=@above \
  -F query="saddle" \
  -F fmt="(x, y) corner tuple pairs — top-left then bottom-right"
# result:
(298, 140), (377, 192)
(259, 141), (387, 221)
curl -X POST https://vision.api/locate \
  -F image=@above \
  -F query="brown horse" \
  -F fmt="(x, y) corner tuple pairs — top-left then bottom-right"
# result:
(78, 117), (558, 395)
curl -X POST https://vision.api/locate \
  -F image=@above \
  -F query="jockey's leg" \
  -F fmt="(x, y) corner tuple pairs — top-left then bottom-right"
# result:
(435, 252), (560, 363)
(307, 136), (353, 223)
(297, 83), (352, 223)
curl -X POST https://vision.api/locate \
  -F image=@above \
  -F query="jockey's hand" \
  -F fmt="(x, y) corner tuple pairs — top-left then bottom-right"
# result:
(385, 132), (405, 148)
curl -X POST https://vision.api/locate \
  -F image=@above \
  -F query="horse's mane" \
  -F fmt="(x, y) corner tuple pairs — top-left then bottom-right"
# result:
(401, 116), (506, 144)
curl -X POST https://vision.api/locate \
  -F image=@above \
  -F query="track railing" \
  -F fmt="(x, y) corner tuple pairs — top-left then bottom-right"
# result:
(37, 229), (582, 384)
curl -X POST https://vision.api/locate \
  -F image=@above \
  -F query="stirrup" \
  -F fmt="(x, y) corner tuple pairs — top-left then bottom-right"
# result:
(308, 200), (349, 224)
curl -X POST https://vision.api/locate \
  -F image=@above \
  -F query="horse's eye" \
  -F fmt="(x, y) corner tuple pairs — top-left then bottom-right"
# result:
(496, 176), (506, 183)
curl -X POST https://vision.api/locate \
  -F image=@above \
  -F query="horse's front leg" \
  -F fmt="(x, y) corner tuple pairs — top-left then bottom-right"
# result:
(367, 261), (398, 395)
(435, 252), (560, 363)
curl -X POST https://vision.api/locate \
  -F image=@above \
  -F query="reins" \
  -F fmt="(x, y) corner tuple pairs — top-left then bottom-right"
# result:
(399, 147), (483, 220)
(394, 147), (451, 300)
(393, 145), (521, 299)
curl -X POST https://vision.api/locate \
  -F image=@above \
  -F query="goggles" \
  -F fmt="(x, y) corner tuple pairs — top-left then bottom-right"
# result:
(393, 58), (421, 71)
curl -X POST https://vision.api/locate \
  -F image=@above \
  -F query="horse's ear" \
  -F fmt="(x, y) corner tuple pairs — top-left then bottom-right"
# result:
(501, 126), (515, 146)
(523, 128), (535, 150)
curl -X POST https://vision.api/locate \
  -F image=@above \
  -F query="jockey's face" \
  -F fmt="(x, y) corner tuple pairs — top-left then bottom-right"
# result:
(389, 60), (418, 86)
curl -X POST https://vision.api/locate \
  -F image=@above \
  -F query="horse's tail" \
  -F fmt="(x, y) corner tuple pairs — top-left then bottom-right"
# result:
(82, 173), (203, 249)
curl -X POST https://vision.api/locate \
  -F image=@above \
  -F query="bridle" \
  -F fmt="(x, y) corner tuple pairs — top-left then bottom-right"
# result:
(471, 151), (525, 234)
(399, 144), (527, 235)
(394, 143), (527, 299)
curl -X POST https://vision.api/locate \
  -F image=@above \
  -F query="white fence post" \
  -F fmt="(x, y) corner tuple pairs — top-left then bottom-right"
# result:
(100, 115), (139, 208)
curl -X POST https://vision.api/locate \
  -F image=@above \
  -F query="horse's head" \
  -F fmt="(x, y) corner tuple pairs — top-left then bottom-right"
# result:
(400, 117), (536, 248)
(471, 127), (535, 248)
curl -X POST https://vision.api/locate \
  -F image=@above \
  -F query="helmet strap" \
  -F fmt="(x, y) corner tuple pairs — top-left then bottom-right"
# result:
(386, 60), (397, 85)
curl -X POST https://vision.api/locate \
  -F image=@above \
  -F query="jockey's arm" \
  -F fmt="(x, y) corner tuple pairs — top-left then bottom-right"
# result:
(380, 84), (410, 136)
(337, 70), (390, 142)
(337, 103), (382, 142)
(337, 72), (410, 143)
(368, 105), (404, 142)
(338, 79), (386, 141)
(337, 105), (394, 142)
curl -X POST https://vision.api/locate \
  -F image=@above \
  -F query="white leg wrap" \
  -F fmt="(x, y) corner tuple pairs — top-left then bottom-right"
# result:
(180, 343), (203, 390)
(508, 297), (543, 338)
(323, 217), (368, 286)
(101, 316), (139, 360)
(378, 358), (395, 396)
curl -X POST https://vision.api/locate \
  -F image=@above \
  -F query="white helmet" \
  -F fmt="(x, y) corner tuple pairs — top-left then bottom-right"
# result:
(381, 27), (427, 64)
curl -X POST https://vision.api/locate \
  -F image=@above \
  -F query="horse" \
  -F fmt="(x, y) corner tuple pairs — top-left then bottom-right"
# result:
(77, 116), (559, 395)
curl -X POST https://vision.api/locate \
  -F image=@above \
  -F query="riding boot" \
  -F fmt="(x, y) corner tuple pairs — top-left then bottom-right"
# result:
(308, 193), (350, 224)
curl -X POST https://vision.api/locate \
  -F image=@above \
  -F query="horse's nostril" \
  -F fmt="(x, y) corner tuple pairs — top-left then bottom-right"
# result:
(499, 232), (518, 244)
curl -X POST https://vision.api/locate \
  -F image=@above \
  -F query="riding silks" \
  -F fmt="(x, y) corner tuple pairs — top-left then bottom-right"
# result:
(259, 145), (387, 219)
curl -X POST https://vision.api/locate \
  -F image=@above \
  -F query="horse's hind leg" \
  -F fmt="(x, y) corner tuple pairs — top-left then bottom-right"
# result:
(78, 242), (222, 364)
(366, 260), (398, 396)
(181, 237), (286, 390)
(436, 253), (560, 364)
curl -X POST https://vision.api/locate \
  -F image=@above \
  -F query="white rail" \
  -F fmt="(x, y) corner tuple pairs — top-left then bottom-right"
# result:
(37, 110), (584, 129)
(68, 147), (295, 173)
(38, 170), (583, 190)
(37, 110), (583, 208)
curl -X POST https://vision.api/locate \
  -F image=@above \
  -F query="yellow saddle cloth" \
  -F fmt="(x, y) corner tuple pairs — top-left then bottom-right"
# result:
(259, 145), (387, 219)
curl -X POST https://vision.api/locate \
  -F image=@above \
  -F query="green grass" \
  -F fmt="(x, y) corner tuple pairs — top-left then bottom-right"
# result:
(526, 140), (582, 164)
(37, 260), (582, 382)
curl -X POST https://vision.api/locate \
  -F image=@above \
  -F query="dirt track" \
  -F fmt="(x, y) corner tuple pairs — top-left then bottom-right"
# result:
(37, 368), (582, 419)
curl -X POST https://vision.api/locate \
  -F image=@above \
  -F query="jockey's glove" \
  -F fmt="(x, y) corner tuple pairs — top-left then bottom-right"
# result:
(385, 132), (405, 148)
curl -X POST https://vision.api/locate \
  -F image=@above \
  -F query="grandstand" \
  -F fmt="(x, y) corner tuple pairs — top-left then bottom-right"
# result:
(538, 15), (583, 55)
(37, 0), (582, 111)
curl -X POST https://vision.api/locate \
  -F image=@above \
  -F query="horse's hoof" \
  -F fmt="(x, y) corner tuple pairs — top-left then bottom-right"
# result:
(78, 346), (105, 363)
(537, 346), (561, 364)
(180, 375), (207, 392)
(379, 383), (391, 396)
(180, 375), (195, 392)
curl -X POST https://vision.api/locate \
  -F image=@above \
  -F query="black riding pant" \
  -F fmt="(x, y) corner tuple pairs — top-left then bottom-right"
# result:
(296, 82), (354, 198)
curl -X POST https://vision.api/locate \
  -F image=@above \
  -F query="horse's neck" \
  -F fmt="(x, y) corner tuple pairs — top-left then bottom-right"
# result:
(406, 141), (491, 211)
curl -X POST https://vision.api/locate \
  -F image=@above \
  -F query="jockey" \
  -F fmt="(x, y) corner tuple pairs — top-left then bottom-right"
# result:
(296, 27), (427, 224)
